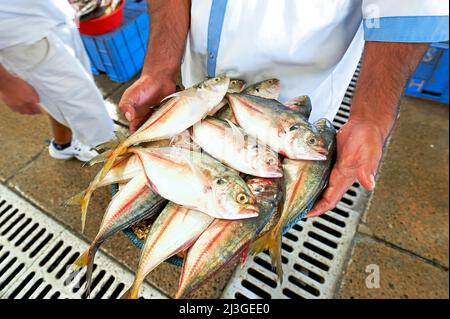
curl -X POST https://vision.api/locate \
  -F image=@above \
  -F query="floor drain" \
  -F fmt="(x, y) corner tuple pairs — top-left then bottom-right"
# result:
(221, 65), (370, 299)
(0, 185), (167, 299)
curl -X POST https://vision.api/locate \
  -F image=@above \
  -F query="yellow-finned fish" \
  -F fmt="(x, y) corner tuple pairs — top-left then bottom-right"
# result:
(123, 203), (214, 299)
(175, 176), (284, 299)
(192, 117), (282, 178)
(129, 146), (259, 220)
(72, 172), (167, 296)
(227, 93), (329, 160)
(258, 118), (336, 282)
(83, 76), (230, 224)
(66, 154), (142, 233)
(215, 78), (281, 123)
(207, 79), (246, 116)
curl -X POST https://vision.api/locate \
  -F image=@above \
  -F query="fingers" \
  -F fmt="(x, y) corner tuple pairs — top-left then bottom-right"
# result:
(307, 166), (355, 217)
(356, 146), (382, 191)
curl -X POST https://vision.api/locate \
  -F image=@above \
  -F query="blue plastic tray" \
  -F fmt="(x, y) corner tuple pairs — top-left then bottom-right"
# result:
(405, 42), (449, 104)
(81, 0), (149, 82)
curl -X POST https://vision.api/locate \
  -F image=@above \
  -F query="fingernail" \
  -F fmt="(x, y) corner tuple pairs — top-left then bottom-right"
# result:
(125, 112), (132, 121)
(369, 174), (376, 189)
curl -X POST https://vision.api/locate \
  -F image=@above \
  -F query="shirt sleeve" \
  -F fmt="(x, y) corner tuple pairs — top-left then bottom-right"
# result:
(362, 0), (449, 42)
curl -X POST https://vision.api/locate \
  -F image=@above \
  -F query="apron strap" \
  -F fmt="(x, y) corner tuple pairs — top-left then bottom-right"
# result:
(207, 0), (228, 78)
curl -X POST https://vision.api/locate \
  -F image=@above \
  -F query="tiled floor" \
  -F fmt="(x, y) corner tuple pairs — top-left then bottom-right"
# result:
(0, 76), (448, 299)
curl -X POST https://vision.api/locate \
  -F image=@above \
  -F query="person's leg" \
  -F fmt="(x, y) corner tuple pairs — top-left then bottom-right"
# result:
(48, 115), (72, 145)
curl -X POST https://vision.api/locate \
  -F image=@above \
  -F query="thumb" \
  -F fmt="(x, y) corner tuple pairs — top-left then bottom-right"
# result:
(357, 162), (377, 191)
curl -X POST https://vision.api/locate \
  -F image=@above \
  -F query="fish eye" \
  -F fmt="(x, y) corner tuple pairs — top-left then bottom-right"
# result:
(236, 193), (249, 204)
(215, 78), (220, 82)
(289, 124), (300, 131)
(255, 88), (260, 93)
(215, 178), (227, 185)
(231, 80), (237, 85)
(268, 80), (273, 84)
(306, 135), (317, 145)
(253, 186), (264, 193)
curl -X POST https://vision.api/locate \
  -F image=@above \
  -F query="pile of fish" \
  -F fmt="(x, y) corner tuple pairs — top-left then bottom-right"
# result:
(67, 75), (336, 299)
(70, 0), (121, 21)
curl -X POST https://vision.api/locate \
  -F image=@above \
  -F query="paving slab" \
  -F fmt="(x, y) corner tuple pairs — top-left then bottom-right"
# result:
(361, 98), (449, 268)
(338, 234), (449, 299)
(94, 73), (124, 99)
(0, 101), (51, 182)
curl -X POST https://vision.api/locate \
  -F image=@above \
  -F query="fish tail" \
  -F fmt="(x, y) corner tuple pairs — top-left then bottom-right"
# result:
(99, 144), (128, 180)
(80, 188), (94, 234)
(73, 247), (90, 269)
(64, 189), (86, 207)
(95, 136), (120, 150)
(121, 280), (141, 299)
(267, 227), (284, 283)
(86, 149), (112, 166)
(73, 244), (98, 298)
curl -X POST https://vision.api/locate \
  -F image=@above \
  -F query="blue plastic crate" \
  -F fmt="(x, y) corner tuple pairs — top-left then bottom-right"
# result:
(405, 42), (449, 104)
(81, 0), (149, 82)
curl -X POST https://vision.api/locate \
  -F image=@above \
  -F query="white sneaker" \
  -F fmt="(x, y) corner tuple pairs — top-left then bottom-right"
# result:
(48, 139), (98, 162)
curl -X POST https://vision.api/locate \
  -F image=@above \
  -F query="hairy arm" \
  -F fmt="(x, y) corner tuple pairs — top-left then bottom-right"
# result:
(308, 41), (428, 217)
(119, 0), (191, 132)
(0, 64), (41, 114)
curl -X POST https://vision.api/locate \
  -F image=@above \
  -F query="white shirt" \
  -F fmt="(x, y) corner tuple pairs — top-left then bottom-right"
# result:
(181, 0), (448, 122)
(0, 0), (75, 50)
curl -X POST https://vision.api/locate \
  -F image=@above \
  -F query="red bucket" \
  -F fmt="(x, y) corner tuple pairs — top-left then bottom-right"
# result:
(79, 0), (124, 35)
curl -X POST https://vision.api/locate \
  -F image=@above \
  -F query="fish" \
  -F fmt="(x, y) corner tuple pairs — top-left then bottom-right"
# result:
(71, 172), (167, 296)
(227, 93), (329, 160)
(82, 76), (229, 224)
(97, 75), (230, 182)
(284, 95), (312, 120)
(175, 176), (284, 298)
(207, 79), (246, 116)
(243, 78), (281, 99)
(215, 78), (281, 123)
(123, 203), (214, 299)
(128, 146), (259, 219)
(66, 154), (142, 233)
(192, 117), (282, 178)
(260, 118), (336, 281)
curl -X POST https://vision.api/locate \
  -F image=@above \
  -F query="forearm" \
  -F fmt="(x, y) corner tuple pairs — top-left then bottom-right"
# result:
(143, 0), (190, 82)
(350, 41), (428, 139)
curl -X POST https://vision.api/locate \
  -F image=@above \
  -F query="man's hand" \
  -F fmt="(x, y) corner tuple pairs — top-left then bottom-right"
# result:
(0, 75), (41, 115)
(307, 118), (385, 217)
(119, 74), (176, 132)
(119, 0), (190, 132)
(307, 41), (428, 217)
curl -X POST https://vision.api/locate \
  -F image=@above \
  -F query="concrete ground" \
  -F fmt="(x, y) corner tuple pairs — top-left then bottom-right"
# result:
(0, 75), (448, 299)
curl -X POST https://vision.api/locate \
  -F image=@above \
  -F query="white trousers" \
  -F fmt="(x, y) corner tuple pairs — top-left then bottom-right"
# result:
(0, 22), (114, 147)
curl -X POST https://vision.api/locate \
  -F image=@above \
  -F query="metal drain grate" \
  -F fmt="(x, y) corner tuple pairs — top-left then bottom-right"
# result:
(221, 65), (369, 299)
(0, 184), (167, 299)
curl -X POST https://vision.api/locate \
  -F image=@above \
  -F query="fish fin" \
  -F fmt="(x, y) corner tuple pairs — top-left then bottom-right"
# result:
(160, 88), (197, 103)
(121, 282), (141, 299)
(73, 244), (97, 298)
(207, 99), (227, 116)
(95, 136), (121, 151)
(224, 119), (245, 141)
(86, 149), (112, 167)
(64, 188), (92, 234)
(98, 144), (128, 181)
(267, 227), (284, 283)
(284, 95), (312, 119)
(250, 232), (271, 255)
(65, 190), (86, 207)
